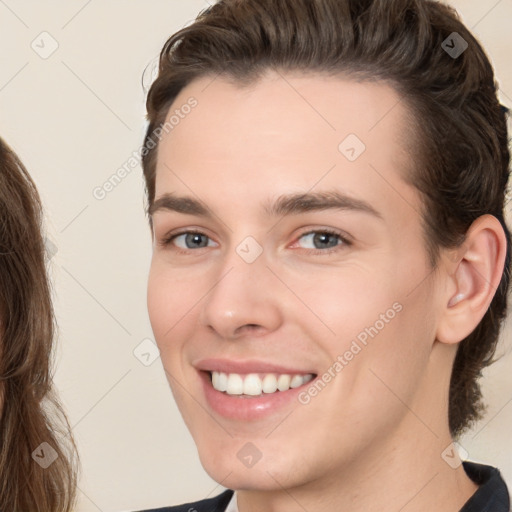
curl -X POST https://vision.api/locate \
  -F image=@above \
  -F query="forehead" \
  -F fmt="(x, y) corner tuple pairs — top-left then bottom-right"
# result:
(156, 71), (413, 170)
(154, 71), (420, 224)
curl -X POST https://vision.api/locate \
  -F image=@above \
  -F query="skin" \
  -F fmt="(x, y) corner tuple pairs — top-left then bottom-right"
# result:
(147, 71), (506, 512)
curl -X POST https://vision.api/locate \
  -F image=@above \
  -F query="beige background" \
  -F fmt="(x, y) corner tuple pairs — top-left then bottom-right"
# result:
(0, 1), (511, 511)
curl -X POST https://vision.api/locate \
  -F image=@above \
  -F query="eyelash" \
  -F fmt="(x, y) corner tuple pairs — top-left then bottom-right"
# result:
(159, 228), (352, 255)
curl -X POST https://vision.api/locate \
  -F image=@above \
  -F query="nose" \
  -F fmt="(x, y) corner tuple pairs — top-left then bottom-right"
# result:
(199, 248), (284, 340)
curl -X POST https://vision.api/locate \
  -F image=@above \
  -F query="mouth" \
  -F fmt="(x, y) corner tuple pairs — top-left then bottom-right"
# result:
(209, 371), (315, 397)
(194, 360), (318, 420)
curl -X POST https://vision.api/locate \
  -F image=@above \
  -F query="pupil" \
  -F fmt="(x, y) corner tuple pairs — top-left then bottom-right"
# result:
(187, 233), (207, 248)
(314, 233), (337, 248)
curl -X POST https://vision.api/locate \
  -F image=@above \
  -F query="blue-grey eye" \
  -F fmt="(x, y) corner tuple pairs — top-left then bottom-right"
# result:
(174, 232), (212, 249)
(298, 231), (342, 249)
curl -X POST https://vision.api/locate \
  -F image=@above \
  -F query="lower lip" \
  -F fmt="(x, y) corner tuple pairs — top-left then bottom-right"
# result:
(200, 371), (314, 421)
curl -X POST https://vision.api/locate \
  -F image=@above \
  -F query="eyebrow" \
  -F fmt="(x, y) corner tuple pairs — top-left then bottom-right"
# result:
(148, 191), (383, 220)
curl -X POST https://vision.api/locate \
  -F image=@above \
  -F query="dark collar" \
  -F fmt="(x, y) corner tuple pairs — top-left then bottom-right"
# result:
(460, 462), (510, 511)
(135, 489), (233, 512)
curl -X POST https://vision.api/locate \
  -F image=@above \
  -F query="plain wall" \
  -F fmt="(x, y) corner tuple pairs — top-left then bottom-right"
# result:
(0, 1), (511, 511)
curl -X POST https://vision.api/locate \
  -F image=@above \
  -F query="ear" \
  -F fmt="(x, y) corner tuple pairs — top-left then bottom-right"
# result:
(436, 214), (507, 344)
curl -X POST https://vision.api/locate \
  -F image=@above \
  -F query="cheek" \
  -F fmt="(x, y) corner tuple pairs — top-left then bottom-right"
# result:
(146, 262), (199, 353)
(305, 258), (436, 395)
(147, 263), (202, 410)
(336, 284), (437, 420)
(147, 264), (196, 370)
(147, 266), (171, 341)
(286, 264), (399, 348)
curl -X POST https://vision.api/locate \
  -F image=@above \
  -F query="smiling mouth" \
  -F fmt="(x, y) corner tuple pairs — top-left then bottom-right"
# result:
(209, 371), (315, 397)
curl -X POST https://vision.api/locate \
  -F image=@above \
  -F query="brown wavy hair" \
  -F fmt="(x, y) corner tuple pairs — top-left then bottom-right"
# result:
(0, 137), (78, 511)
(142, 0), (511, 437)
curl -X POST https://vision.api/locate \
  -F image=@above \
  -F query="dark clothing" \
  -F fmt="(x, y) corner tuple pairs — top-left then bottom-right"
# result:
(137, 490), (233, 512)
(138, 462), (510, 512)
(460, 462), (510, 511)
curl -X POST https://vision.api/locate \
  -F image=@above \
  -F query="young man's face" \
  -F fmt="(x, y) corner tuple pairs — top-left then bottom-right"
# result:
(147, 72), (453, 491)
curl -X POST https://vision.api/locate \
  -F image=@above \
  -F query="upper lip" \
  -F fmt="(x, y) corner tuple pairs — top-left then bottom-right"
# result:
(194, 358), (316, 375)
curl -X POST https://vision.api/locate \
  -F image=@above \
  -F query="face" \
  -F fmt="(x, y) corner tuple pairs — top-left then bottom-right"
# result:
(147, 71), (447, 492)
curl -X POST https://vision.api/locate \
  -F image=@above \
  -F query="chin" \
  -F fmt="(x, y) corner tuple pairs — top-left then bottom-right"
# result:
(196, 438), (302, 491)
(201, 457), (295, 491)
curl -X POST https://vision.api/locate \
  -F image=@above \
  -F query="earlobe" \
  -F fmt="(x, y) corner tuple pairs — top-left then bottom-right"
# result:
(436, 214), (507, 345)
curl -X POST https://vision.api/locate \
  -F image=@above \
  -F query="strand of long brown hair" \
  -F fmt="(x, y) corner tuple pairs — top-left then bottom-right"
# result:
(0, 137), (79, 511)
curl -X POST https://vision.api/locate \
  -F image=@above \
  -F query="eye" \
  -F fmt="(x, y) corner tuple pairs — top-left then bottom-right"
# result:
(295, 230), (350, 251)
(158, 228), (350, 254)
(161, 230), (216, 250)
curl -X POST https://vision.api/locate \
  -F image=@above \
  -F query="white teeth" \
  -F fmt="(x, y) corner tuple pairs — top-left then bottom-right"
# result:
(226, 373), (244, 395)
(290, 375), (304, 388)
(218, 372), (228, 392)
(277, 374), (291, 391)
(243, 374), (262, 396)
(210, 371), (314, 396)
(262, 374), (278, 393)
(212, 371), (219, 389)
